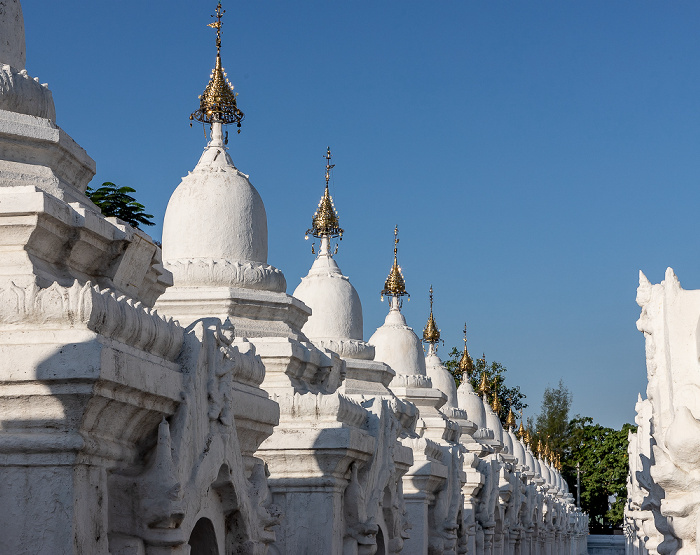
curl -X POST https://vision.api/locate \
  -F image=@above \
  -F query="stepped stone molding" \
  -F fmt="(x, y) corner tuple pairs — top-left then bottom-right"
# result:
(0, 280), (183, 360)
(165, 257), (287, 293)
(0, 185), (172, 306)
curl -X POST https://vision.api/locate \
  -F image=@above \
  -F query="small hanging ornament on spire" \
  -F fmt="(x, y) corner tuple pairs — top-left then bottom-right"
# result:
(190, 2), (245, 132)
(381, 226), (409, 303)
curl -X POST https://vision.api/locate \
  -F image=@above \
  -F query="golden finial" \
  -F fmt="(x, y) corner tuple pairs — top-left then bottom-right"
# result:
(190, 2), (245, 131)
(381, 226), (409, 301)
(305, 147), (343, 243)
(506, 408), (516, 430)
(458, 323), (475, 379)
(524, 428), (532, 447)
(477, 371), (489, 397)
(422, 285), (441, 344)
(491, 386), (501, 414)
(532, 437), (540, 456)
(517, 419), (526, 439)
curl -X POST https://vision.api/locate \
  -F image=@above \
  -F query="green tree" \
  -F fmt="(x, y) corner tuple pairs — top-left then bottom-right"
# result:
(562, 417), (635, 532)
(445, 349), (527, 425)
(534, 379), (572, 454)
(86, 182), (155, 229)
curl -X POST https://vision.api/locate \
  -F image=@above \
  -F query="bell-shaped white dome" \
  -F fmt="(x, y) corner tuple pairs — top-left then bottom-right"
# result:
(511, 433), (526, 467)
(425, 348), (458, 408)
(369, 300), (426, 377)
(162, 123), (285, 292)
(293, 239), (372, 360)
(539, 459), (550, 484)
(458, 380), (486, 430)
(525, 448), (536, 475)
(502, 426), (513, 455)
(485, 402), (503, 445)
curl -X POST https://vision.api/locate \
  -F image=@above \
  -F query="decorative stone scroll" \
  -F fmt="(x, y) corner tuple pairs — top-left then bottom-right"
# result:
(0, 280), (183, 360)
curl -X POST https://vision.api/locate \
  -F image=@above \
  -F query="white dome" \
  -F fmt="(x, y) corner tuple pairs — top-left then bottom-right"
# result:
(502, 426), (513, 455)
(369, 302), (426, 377)
(540, 460), (551, 484)
(162, 124), (284, 291)
(511, 434), (526, 467)
(525, 448), (536, 475)
(485, 403), (503, 445)
(425, 350), (458, 408)
(458, 381), (486, 430)
(293, 249), (363, 342)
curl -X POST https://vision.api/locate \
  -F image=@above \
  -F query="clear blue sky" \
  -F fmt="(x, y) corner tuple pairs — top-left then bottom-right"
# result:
(23, 1), (700, 429)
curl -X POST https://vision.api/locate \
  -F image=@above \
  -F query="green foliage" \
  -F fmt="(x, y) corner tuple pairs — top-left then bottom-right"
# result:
(445, 348), (527, 425)
(534, 380), (572, 454)
(86, 182), (155, 229)
(561, 416), (635, 532)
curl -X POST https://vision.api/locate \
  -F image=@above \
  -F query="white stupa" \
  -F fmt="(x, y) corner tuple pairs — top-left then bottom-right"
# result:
(422, 286), (458, 407)
(369, 227), (428, 379)
(293, 149), (373, 360)
(156, 23), (317, 343)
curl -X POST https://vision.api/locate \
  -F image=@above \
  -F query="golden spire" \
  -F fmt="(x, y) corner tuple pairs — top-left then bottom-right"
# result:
(491, 386), (501, 414)
(477, 371), (489, 397)
(422, 285), (441, 344)
(505, 408), (516, 430)
(305, 147), (343, 241)
(517, 419), (526, 439)
(458, 323), (475, 379)
(532, 437), (540, 456)
(524, 428), (532, 447)
(190, 2), (245, 130)
(381, 226), (409, 301)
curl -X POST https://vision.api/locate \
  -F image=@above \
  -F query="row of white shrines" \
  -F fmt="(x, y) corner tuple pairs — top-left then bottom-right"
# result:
(0, 2), (587, 554)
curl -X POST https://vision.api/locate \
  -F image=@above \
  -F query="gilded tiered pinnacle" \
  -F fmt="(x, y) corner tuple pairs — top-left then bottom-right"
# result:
(306, 147), (343, 240)
(517, 419), (526, 439)
(381, 226), (409, 300)
(491, 388), (501, 414)
(506, 408), (516, 430)
(478, 371), (489, 397)
(422, 286), (440, 343)
(190, 3), (245, 130)
(458, 323), (475, 378)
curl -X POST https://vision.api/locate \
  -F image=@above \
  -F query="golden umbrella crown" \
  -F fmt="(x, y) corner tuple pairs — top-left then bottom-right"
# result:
(506, 408), (516, 430)
(190, 3), (245, 130)
(381, 226), (409, 299)
(422, 286), (441, 343)
(458, 323), (475, 378)
(306, 147), (343, 240)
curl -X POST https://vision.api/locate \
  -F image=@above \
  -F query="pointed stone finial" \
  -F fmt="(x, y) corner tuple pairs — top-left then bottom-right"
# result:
(381, 226), (409, 302)
(305, 147), (343, 247)
(190, 2), (244, 130)
(0, 0), (26, 70)
(422, 285), (441, 344)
